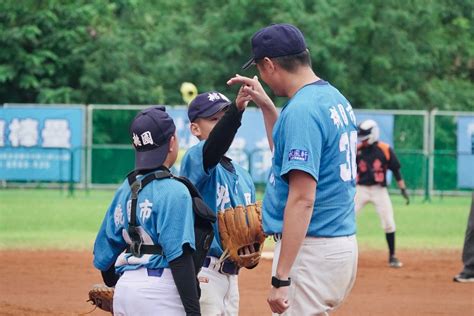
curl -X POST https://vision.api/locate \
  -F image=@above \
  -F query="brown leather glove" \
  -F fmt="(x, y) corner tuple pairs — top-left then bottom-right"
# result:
(87, 284), (114, 314)
(218, 201), (266, 268)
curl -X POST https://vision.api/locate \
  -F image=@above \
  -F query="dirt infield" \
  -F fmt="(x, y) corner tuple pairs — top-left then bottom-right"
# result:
(0, 249), (472, 315)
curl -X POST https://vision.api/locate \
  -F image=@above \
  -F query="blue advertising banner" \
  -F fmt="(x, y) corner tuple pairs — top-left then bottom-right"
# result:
(457, 116), (474, 188)
(0, 106), (84, 182)
(166, 107), (269, 182)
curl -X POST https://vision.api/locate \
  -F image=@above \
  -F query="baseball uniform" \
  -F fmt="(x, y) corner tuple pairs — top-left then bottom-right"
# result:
(94, 173), (196, 315)
(264, 80), (358, 315)
(180, 140), (255, 315)
(355, 141), (402, 232)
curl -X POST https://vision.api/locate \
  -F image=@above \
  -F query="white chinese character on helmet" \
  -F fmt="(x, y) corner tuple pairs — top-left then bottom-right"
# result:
(132, 133), (142, 147)
(140, 131), (154, 145)
(207, 92), (220, 102)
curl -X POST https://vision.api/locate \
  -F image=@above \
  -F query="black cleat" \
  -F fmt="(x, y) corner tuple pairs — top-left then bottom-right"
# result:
(453, 272), (474, 283)
(389, 256), (403, 268)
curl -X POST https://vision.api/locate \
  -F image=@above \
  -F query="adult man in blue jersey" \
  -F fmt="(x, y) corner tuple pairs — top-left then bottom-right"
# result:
(228, 23), (358, 315)
(180, 91), (256, 315)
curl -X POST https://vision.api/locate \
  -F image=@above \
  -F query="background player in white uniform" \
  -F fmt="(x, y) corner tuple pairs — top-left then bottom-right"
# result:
(355, 119), (409, 268)
(93, 107), (201, 315)
(180, 91), (255, 315)
(229, 23), (358, 315)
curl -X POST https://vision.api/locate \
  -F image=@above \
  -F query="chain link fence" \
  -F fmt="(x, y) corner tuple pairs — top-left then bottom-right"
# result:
(2, 104), (473, 197)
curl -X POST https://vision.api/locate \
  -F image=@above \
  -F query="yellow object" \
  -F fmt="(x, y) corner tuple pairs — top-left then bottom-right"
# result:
(180, 82), (198, 105)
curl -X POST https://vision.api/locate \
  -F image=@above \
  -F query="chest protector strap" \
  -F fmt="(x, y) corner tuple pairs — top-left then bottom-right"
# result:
(126, 168), (216, 272)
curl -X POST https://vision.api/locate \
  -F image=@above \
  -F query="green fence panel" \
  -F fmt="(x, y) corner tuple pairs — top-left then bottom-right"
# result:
(433, 151), (457, 191)
(91, 147), (135, 184)
(395, 151), (427, 191)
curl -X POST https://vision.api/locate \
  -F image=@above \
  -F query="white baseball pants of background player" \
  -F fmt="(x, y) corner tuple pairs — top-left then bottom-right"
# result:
(355, 185), (396, 233)
(113, 268), (186, 315)
(272, 235), (358, 315)
(198, 256), (239, 315)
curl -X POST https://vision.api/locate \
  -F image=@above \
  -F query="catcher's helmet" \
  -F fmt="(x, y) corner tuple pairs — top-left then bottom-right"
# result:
(358, 119), (379, 144)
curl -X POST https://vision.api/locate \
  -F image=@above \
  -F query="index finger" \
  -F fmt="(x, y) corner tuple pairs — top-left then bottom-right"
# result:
(227, 75), (255, 86)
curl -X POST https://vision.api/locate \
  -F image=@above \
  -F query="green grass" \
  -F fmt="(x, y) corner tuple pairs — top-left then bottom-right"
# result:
(0, 189), (471, 251)
(0, 188), (114, 250)
(355, 195), (470, 250)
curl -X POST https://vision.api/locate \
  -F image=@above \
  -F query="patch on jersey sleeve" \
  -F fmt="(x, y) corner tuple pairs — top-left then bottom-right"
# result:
(288, 149), (309, 162)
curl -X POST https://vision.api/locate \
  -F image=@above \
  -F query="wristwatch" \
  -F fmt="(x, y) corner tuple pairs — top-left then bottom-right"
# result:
(271, 276), (291, 288)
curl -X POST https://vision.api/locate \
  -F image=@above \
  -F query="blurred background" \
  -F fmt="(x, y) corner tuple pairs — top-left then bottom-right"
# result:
(1, 4), (472, 314)
(1, 0), (472, 196)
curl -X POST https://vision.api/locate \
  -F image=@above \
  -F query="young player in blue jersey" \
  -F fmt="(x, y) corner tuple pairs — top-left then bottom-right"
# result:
(228, 23), (358, 315)
(93, 106), (202, 315)
(180, 91), (256, 315)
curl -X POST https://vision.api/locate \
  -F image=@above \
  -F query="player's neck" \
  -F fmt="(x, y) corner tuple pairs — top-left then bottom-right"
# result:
(285, 68), (319, 98)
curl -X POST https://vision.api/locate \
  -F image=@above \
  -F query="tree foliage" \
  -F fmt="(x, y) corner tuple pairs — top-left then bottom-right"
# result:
(0, 0), (472, 111)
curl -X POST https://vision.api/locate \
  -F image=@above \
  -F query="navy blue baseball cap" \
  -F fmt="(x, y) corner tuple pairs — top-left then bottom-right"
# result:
(188, 91), (231, 122)
(130, 106), (176, 170)
(242, 23), (307, 69)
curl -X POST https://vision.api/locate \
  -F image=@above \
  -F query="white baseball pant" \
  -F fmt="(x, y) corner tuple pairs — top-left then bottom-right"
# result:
(272, 235), (358, 316)
(113, 268), (185, 316)
(198, 256), (239, 316)
(355, 185), (396, 233)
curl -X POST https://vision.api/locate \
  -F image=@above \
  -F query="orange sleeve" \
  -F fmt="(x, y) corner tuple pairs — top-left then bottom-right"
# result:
(377, 142), (391, 161)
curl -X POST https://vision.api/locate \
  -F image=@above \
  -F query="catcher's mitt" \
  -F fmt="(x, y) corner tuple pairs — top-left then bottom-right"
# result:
(218, 201), (266, 269)
(87, 284), (114, 314)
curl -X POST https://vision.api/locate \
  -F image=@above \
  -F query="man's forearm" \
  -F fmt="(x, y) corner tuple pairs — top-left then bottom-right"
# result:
(276, 197), (313, 279)
(260, 104), (278, 151)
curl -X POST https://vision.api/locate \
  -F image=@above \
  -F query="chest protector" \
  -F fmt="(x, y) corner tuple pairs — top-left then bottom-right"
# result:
(126, 167), (216, 274)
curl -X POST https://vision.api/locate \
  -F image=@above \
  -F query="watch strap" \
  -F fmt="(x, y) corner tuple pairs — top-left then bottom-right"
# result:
(272, 276), (291, 288)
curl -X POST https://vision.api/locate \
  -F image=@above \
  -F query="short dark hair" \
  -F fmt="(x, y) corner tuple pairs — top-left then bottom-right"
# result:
(271, 49), (312, 72)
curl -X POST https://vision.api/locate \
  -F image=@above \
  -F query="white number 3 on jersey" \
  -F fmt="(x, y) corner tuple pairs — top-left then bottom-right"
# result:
(339, 131), (357, 181)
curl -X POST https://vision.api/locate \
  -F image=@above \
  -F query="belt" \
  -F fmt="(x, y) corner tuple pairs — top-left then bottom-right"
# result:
(147, 268), (164, 277)
(203, 257), (239, 275)
(273, 233), (282, 242)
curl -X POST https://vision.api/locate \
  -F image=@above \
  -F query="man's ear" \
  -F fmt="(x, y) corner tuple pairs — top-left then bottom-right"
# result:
(168, 135), (176, 153)
(262, 57), (276, 73)
(190, 122), (201, 137)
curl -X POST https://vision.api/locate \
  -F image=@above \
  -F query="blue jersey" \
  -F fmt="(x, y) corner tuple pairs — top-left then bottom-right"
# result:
(180, 141), (256, 257)
(263, 80), (357, 237)
(93, 171), (195, 274)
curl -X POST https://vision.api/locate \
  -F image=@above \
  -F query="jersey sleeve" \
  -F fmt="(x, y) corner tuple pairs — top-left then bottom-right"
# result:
(279, 106), (323, 182)
(245, 169), (257, 203)
(388, 147), (403, 180)
(179, 141), (214, 186)
(157, 184), (195, 262)
(93, 186), (128, 271)
(388, 147), (401, 171)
